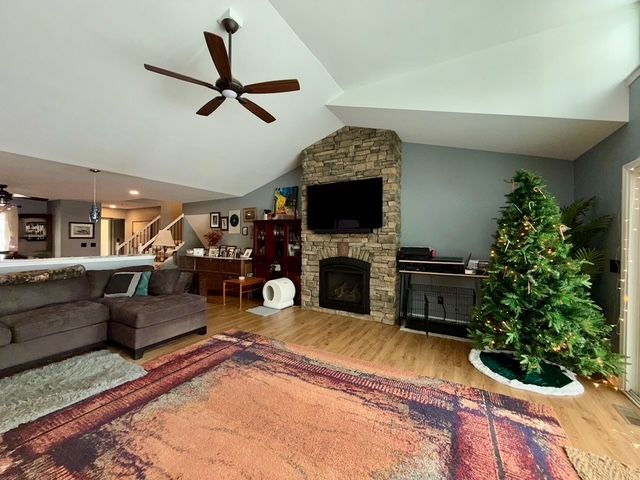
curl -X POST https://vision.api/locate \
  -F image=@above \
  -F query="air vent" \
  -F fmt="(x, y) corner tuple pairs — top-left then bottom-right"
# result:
(615, 404), (640, 427)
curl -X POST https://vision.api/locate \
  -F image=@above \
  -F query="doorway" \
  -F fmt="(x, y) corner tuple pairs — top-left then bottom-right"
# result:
(621, 159), (640, 406)
(100, 218), (125, 256)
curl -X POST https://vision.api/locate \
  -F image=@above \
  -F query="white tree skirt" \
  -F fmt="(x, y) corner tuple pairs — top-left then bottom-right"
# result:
(469, 349), (584, 397)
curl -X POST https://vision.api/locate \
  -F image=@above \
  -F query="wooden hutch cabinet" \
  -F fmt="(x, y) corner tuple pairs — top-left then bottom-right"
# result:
(253, 219), (302, 305)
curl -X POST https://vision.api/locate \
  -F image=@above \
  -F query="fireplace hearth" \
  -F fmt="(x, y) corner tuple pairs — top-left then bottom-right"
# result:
(319, 257), (370, 314)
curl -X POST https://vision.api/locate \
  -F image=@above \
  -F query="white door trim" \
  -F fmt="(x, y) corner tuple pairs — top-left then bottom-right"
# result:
(621, 158), (640, 405)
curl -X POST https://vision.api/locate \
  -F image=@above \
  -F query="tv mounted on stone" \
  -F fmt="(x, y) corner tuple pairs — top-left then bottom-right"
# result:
(307, 177), (383, 233)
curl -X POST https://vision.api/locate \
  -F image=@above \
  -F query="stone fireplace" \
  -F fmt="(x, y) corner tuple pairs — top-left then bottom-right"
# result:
(300, 126), (401, 324)
(319, 257), (371, 314)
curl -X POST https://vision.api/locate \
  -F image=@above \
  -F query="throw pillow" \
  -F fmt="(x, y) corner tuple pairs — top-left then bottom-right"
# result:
(104, 272), (142, 298)
(148, 269), (180, 296)
(135, 271), (151, 297)
(173, 272), (194, 294)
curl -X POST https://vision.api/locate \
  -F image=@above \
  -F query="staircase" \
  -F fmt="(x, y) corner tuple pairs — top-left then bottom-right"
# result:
(116, 214), (185, 261)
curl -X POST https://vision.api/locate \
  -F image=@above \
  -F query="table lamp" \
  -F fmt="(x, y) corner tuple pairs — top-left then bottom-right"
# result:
(153, 230), (175, 261)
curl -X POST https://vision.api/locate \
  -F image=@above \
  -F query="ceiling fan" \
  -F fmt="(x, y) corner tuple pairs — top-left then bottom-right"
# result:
(144, 17), (300, 123)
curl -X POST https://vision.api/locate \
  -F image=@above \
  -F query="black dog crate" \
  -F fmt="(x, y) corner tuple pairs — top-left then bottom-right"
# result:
(404, 284), (476, 337)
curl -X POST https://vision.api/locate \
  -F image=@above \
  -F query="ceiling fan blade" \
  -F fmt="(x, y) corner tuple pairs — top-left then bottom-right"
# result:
(196, 97), (225, 116)
(144, 64), (217, 90)
(238, 98), (276, 123)
(243, 79), (300, 95)
(204, 32), (231, 81)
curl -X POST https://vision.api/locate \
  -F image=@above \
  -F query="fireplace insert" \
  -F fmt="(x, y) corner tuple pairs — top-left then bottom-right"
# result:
(319, 257), (370, 314)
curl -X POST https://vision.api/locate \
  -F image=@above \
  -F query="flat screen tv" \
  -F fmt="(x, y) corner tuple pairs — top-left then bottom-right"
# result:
(307, 177), (383, 233)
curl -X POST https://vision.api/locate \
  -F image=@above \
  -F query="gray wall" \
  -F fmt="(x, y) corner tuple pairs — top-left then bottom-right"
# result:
(48, 200), (101, 257)
(15, 198), (48, 214)
(184, 148), (573, 261)
(574, 79), (640, 323)
(182, 168), (302, 250)
(401, 143), (574, 258)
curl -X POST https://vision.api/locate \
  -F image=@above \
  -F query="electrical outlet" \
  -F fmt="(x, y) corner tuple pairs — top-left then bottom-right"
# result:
(610, 259), (620, 273)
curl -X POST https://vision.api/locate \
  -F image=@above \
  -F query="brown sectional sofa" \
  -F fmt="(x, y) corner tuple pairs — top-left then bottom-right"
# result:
(0, 265), (207, 374)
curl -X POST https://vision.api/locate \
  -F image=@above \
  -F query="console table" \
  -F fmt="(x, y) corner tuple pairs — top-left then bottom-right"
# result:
(178, 255), (252, 297)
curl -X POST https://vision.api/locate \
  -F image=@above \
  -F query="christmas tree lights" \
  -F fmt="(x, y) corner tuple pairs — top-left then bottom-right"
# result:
(469, 171), (622, 378)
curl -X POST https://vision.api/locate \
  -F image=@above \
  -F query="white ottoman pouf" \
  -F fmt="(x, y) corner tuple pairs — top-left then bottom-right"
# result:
(263, 278), (295, 310)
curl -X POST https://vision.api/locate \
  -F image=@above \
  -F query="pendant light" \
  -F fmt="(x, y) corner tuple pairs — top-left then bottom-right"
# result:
(89, 169), (101, 224)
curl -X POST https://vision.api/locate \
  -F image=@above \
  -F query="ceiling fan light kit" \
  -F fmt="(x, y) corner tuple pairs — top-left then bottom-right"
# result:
(144, 10), (300, 124)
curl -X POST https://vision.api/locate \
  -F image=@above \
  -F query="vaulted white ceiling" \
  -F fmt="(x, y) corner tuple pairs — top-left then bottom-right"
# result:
(0, 0), (638, 201)
(273, 0), (640, 159)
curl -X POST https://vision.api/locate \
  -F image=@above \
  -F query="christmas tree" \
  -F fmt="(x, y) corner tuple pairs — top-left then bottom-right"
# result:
(469, 170), (621, 378)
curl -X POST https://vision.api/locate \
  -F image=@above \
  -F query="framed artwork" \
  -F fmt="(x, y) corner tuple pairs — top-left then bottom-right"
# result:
(220, 216), (229, 231)
(242, 226), (249, 236)
(226, 246), (237, 258)
(241, 248), (253, 258)
(25, 221), (46, 241)
(228, 210), (241, 234)
(192, 248), (205, 257)
(219, 245), (227, 257)
(274, 186), (298, 217)
(208, 247), (220, 257)
(243, 207), (257, 223)
(69, 222), (94, 239)
(210, 212), (221, 228)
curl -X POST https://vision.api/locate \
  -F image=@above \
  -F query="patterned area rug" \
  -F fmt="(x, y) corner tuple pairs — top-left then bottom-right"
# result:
(0, 332), (579, 479)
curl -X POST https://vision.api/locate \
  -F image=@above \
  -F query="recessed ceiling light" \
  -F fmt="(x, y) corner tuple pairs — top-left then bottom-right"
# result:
(129, 190), (140, 195)
(108, 204), (117, 209)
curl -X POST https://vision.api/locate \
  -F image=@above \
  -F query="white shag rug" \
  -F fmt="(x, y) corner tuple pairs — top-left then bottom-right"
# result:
(469, 349), (584, 397)
(0, 350), (146, 433)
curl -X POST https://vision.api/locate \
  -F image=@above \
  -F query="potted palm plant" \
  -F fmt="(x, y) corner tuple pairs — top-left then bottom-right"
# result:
(560, 197), (612, 280)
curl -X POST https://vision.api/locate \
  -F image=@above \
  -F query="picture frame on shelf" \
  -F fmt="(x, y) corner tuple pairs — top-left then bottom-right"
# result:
(192, 248), (205, 257)
(220, 216), (229, 231)
(274, 186), (298, 217)
(241, 248), (253, 258)
(208, 247), (220, 257)
(226, 246), (237, 258)
(219, 245), (227, 257)
(68, 222), (94, 239)
(242, 226), (249, 236)
(243, 207), (257, 223)
(210, 212), (221, 228)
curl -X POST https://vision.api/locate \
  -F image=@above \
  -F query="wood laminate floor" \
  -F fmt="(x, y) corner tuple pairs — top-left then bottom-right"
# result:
(131, 297), (640, 468)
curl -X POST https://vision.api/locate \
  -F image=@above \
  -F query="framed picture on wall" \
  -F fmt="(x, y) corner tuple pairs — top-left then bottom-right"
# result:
(25, 221), (47, 241)
(220, 216), (229, 231)
(242, 226), (249, 236)
(228, 210), (241, 234)
(243, 207), (257, 222)
(69, 222), (95, 239)
(274, 186), (298, 218)
(210, 212), (221, 228)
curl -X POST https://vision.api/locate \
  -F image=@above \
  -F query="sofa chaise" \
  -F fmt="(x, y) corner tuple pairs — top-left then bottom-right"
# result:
(0, 264), (207, 375)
